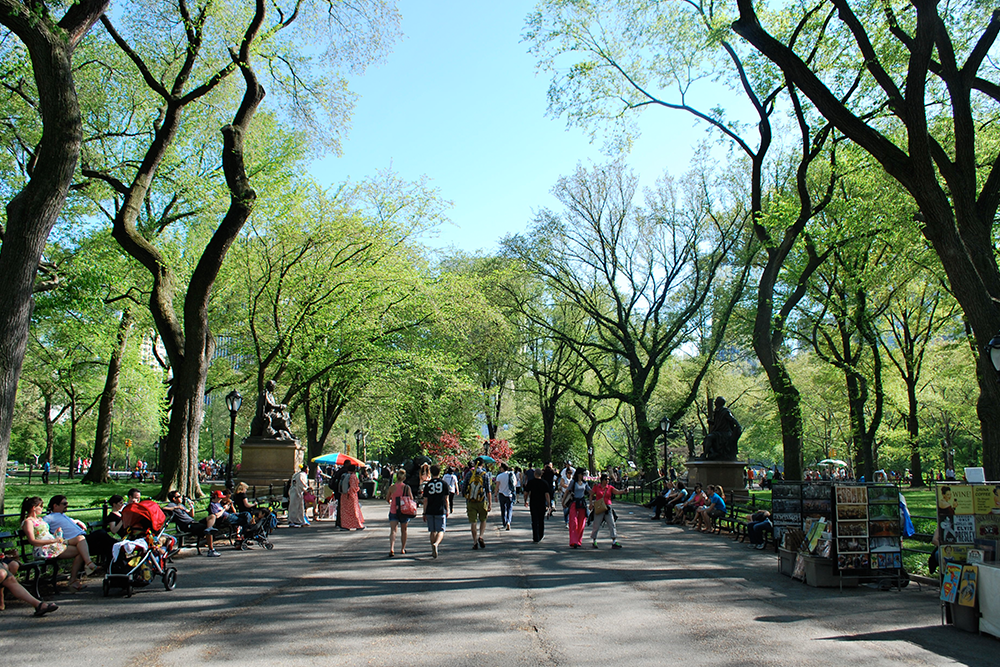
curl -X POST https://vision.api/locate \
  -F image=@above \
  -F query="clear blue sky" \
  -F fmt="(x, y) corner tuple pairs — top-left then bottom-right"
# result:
(311, 1), (704, 254)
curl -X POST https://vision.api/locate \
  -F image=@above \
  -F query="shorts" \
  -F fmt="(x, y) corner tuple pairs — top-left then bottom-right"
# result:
(466, 500), (489, 523)
(426, 514), (446, 533)
(388, 513), (410, 524)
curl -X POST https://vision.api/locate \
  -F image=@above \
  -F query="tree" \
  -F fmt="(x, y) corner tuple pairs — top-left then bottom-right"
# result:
(526, 0), (837, 479)
(733, 0), (1000, 478)
(0, 0), (108, 511)
(80, 1), (401, 497)
(504, 161), (749, 471)
(881, 264), (961, 486)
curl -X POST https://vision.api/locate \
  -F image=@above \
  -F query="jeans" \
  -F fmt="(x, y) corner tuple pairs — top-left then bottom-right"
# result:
(499, 493), (514, 527)
(749, 519), (772, 545)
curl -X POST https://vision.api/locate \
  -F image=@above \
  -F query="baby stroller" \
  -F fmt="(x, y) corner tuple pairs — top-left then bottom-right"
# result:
(235, 507), (277, 550)
(104, 500), (179, 597)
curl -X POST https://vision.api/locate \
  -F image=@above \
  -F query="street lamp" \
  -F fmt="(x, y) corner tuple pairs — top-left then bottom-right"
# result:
(988, 333), (1000, 375)
(660, 417), (670, 474)
(354, 429), (365, 463)
(225, 389), (242, 489)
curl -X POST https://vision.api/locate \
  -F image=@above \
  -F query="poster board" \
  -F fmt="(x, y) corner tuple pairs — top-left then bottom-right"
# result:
(936, 481), (1000, 615)
(831, 483), (902, 575)
(771, 481), (834, 543)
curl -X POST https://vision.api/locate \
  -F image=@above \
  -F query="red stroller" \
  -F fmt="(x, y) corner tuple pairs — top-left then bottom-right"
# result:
(103, 500), (178, 597)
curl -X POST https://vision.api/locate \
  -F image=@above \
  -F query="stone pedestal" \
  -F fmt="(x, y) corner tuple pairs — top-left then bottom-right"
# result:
(238, 436), (304, 489)
(684, 459), (746, 493)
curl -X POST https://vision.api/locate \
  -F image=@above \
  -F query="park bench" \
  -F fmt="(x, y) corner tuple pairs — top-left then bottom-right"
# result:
(4, 530), (61, 598)
(713, 490), (757, 536)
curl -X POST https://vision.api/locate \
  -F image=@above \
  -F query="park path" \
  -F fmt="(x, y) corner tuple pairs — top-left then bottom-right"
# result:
(0, 499), (991, 666)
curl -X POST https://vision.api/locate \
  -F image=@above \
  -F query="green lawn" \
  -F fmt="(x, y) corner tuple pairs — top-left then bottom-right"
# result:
(1, 480), (166, 530)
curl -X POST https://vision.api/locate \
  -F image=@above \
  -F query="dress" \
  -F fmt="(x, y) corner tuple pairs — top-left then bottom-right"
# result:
(340, 473), (365, 530)
(26, 516), (65, 559)
(288, 471), (308, 525)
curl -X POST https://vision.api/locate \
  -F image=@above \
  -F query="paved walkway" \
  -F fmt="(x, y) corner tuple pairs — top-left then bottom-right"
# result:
(0, 499), (994, 666)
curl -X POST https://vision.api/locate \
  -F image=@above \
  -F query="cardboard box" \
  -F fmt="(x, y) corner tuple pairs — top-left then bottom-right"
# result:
(803, 554), (859, 588)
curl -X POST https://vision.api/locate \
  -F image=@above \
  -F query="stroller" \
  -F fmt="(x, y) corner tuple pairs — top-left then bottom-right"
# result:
(103, 500), (179, 597)
(235, 507), (277, 550)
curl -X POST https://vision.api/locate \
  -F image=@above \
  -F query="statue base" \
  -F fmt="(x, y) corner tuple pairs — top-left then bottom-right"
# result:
(238, 436), (304, 490)
(684, 459), (746, 494)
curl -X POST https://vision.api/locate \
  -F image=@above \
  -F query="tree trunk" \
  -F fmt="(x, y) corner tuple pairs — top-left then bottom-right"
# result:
(68, 394), (77, 479)
(83, 308), (132, 484)
(43, 394), (54, 467)
(0, 0), (108, 514)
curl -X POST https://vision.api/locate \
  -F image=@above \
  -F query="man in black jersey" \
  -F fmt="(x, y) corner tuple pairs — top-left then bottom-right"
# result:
(422, 465), (450, 559)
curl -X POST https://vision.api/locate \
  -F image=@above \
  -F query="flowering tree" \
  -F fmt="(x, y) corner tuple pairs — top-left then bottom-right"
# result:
(485, 439), (513, 464)
(423, 430), (469, 470)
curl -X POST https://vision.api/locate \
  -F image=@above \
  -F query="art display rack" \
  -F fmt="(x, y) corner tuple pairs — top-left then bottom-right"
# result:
(935, 480), (1000, 636)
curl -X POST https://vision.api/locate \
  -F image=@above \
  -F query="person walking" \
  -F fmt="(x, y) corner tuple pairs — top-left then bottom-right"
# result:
(387, 470), (414, 556)
(563, 467), (591, 548)
(422, 465), (450, 558)
(464, 457), (492, 549)
(541, 463), (556, 518)
(590, 472), (627, 549)
(442, 467), (459, 514)
(495, 462), (517, 530)
(339, 464), (366, 530)
(288, 465), (309, 528)
(524, 468), (551, 543)
(558, 462), (573, 527)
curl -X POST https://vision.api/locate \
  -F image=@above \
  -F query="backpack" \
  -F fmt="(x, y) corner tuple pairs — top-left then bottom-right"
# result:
(339, 474), (352, 495)
(464, 468), (488, 502)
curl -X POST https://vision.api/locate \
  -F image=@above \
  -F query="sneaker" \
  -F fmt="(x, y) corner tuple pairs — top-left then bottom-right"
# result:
(206, 549), (221, 558)
(611, 542), (622, 549)
(472, 542), (479, 550)
(431, 544), (438, 559)
(592, 542), (598, 549)
(478, 537), (486, 549)
(755, 543), (765, 550)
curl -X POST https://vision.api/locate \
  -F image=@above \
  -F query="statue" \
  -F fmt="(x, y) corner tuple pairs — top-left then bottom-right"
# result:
(697, 396), (742, 461)
(249, 380), (295, 441)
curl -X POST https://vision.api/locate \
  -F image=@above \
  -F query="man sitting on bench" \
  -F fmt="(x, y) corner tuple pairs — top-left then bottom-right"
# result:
(164, 491), (221, 558)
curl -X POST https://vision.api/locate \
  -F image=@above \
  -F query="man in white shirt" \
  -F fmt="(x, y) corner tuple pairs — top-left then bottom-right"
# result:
(494, 462), (517, 530)
(442, 467), (459, 514)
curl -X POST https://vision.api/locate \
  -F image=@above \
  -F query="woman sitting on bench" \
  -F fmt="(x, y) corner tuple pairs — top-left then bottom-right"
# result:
(20, 496), (90, 591)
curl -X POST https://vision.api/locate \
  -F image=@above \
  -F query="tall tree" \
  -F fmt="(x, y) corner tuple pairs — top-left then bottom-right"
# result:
(0, 0), (108, 510)
(504, 161), (749, 471)
(733, 0), (1000, 477)
(526, 0), (836, 479)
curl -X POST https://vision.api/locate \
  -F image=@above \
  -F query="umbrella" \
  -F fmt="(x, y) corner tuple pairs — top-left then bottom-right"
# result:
(312, 452), (365, 467)
(477, 455), (496, 464)
(818, 458), (848, 467)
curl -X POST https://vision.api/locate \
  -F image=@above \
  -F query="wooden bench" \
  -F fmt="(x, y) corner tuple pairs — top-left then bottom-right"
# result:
(2, 530), (61, 599)
(714, 491), (754, 535)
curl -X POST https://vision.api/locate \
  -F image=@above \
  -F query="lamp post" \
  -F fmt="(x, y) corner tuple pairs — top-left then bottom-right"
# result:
(225, 389), (242, 490)
(987, 333), (1000, 375)
(354, 429), (365, 463)
(660, 417), (670, 475)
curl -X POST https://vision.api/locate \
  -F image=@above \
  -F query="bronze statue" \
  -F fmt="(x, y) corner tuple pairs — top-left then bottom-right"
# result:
(698, 396), (742, 461)
(249, 380), (295, 441)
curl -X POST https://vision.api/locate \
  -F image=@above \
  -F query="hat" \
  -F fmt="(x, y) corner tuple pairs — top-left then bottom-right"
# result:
(212, 490), (224, 499)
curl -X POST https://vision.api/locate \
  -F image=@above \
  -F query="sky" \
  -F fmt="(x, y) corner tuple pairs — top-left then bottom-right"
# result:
(311, 0), (706, 254)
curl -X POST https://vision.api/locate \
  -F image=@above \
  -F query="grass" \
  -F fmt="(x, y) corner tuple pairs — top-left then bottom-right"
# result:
(1, 480), (165, 531)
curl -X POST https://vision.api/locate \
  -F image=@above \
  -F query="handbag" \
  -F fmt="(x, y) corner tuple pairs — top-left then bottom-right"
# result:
(398, 488), (418, 517)
(594, 497), (609, 515)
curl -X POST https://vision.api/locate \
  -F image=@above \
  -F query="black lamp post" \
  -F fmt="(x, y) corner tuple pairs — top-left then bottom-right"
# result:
(354, 429), (365, 463)
(225, 389), (242, 489)
(660, 417), (670, 474)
